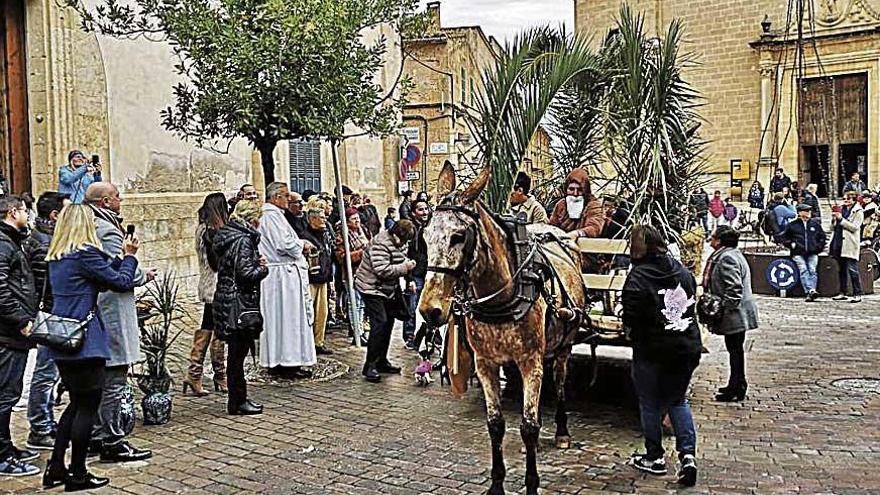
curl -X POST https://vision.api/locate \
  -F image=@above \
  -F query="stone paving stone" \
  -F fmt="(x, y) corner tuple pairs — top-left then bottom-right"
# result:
(2, 294), (880, 493)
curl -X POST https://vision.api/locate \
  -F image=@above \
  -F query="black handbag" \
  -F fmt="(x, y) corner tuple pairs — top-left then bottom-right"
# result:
(226, 244), (264, 337)
(28, 274), (94, 354)
(696, 293), (723, 327)
(388, 286), (413, 322)
(30, 310), (94, 353)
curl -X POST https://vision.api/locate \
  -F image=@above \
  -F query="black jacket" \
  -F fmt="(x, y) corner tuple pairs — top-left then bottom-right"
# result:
(780, 218), (826, 256)
(770, 175), (792, 193)
(212, 219), (269, 341)
(299, 226), (334, 284)
(359, 205), (381, 238)
(622, 254), (702, 363)
(284, 210), (307, 237)
(407, 221), (428, 280)
(690, 191), (709, 215)
(0, 222), (37, 350)
(399, 199), (412, 220)
(23, 224), (53, 311)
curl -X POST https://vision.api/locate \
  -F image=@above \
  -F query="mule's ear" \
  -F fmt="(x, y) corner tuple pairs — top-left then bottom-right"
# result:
(459, 165), (491, 205)
(437, 160), (457, 196)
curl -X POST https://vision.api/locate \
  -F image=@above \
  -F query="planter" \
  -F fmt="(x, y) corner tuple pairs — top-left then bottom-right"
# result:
(120, 385), (137, 436)
(743, 247), (879, 296)
(141, 392), (172, 426)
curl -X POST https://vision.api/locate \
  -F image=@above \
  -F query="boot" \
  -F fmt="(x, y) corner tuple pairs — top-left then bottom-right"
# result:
(182, 329), (211, 397)
(209, 336), (228, 393)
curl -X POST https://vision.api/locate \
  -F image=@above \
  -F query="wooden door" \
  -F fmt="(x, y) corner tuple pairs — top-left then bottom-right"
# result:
(0, 0), (30, 194)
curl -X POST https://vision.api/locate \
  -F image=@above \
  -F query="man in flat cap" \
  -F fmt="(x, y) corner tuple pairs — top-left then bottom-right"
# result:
(780, 203), (827, 301)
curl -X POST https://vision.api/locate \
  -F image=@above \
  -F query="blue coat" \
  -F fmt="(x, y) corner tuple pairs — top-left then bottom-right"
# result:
(58, 165), (102, 204)
(48, 246), (138, 361)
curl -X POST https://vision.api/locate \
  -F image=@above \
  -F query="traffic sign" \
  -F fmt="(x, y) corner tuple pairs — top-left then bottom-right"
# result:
(401, 127), (420, 143)
(406, 171), (421, 181)
(404, 145), (421, 167)
(766, 258), (800, 291)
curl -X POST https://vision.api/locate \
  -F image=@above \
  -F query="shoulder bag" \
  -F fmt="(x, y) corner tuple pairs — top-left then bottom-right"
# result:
(29, 276), (94, 353)
(696, 250), (724, 328)
(226, 241), (264, 337)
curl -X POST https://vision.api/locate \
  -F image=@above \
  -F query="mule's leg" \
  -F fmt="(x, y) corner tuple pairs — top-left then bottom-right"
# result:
(519, 356), (544, 495)
(553, 350), (572, 449)
(474, 358), (506, 495)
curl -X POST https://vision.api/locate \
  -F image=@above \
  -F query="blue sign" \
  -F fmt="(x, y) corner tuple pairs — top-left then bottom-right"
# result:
(766, 259), (800, 291)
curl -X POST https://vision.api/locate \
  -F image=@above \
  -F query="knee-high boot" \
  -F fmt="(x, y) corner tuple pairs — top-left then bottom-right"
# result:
(183, 329), (212, 396)
(210, 336), (228, 393)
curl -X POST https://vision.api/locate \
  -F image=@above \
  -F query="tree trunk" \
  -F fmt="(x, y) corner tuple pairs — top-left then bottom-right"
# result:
(257, 139), (278, 185)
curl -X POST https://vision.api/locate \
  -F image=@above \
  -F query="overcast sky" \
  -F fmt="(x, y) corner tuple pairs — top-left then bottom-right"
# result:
(421, 0), (574, 43)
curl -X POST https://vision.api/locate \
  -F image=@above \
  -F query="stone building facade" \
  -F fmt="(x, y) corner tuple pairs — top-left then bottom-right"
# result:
(1, 1), (401, 285)
(576, 0), (880, 197)
(402, 1), (502, 194)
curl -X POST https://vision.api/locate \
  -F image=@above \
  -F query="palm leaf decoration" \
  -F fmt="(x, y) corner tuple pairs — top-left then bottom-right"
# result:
(602, 6), (709, 240)
(464, 27), (600, 212)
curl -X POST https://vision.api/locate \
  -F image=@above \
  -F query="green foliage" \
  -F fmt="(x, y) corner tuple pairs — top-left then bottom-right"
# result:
(64, 0), (421, 182)
(468, 27), (600, 212)
(601, 6), (708, 238)
(137, 272), (187, 395)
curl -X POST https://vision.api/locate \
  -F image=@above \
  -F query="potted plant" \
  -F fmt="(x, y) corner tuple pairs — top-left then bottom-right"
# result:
(137, 271), (186, 425)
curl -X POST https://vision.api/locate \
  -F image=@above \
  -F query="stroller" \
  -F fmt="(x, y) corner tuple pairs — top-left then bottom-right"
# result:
(411, 322), (446, 387)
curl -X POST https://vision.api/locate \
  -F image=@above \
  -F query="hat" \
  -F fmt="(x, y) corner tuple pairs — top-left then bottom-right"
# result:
(67, 150), (85, 163)
(514, 172), (531, 195)
(302, 189), (317, 202)
(345, 207), (359, 219)
(341, 185), (353, 196)
(796, 204), (812, 212)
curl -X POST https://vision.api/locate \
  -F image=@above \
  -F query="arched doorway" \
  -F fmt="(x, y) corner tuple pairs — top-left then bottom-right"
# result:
(0, 0), (30, 194)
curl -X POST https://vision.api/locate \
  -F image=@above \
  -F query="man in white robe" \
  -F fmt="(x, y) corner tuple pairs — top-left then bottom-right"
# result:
(258, 182), (316, 374)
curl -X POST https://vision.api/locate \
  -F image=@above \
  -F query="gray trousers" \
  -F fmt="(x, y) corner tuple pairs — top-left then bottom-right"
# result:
(94, 365), (128, 446)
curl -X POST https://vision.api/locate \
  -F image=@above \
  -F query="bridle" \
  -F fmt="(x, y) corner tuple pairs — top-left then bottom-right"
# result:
(425, 198), (480, 278)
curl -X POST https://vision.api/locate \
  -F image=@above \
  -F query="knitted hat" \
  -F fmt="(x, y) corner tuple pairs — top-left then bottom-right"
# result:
(514, 171), (532, 195)
(345, 207), (359, 219)
(67, 150), (86, 163)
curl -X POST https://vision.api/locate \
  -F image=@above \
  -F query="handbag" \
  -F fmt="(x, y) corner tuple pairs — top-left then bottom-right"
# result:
(388, 285), (413, 322)
(28, 273), (94, 354)
(226, 243), (264, 337)
(696, 293), (723, 327)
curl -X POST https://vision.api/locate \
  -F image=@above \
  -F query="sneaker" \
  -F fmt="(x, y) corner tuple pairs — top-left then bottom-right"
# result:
(677, 454), (697, 487)
(11, 446), (38, 462)
(0, 456), (41, 477)
(805, 291), (818, 302)
(628, 453), (667, 475)
(404, 340), (417, 351)
(850, 296), (862, 303)
(26, 432), (54, 451)
(832, 294), (849, 301)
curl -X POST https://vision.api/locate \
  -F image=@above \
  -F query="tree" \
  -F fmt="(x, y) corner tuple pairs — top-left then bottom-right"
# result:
(65, 0), (421, 183)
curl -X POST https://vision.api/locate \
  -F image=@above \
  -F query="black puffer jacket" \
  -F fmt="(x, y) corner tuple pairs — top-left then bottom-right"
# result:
(622, 254), (702, 363)
(212, 219), (269, 341)
(0, 222), (37, 350)
(407, 221), (428, 280)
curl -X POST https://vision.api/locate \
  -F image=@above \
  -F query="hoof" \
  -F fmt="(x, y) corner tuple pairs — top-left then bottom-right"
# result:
(486, 482), (505, 495)
(555, 435), (571, 449)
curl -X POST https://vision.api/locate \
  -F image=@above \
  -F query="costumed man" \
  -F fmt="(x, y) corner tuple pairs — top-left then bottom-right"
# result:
(258, 182), (316, 378)
(508, 171), (547, 224)
(84, 182), (155, 463)
(549, 168), (604, 238)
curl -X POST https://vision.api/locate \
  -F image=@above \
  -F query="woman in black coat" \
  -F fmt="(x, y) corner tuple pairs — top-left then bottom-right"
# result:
(212, 200), (269, 415)
(622, 225), (701, 487)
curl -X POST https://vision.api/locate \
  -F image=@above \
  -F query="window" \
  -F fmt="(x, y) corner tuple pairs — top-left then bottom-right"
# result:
(288, 138), (321, 193)
(460, 68), (467, 104)
(470, 78), (475, 105)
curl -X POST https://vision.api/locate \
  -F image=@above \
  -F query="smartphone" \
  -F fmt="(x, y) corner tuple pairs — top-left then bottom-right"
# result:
(91, 154), (100, 165)
(126, 224), (135, 239)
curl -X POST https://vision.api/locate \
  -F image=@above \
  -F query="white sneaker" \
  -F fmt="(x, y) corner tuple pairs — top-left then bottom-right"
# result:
(629, 453), (667, 475)
(832, 294), (849, 301)
(850, 296), (862, 303)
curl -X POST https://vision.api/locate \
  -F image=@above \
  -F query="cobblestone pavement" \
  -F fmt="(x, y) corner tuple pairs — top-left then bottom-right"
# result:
(3, 294), (879, 494)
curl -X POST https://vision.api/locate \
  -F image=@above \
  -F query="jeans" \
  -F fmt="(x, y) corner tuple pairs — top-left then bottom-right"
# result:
(837, 257), (863, 296)
(631, 356), (699, 460)
(403, 276), (425, 343)
(226, 338), (252, 409)
(27, 345), (59, 435)
(699, 214), (708, 232)
(724, 332), (747, 388)
(95, 365), (128, 446)
(792, 254), (819, 293)
(0, 347), (28, 460)
(362, 293), (394, 368)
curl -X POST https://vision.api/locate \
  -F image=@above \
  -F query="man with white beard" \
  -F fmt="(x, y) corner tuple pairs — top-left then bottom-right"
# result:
(258, 182), (316, 378)
(548, 168), (605, 239)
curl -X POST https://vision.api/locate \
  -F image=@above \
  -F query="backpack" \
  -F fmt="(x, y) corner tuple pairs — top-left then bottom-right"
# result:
(760, 206), (780, 236)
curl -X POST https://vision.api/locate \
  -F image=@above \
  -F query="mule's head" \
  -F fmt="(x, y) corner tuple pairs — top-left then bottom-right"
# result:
(419, 162), (491, 326)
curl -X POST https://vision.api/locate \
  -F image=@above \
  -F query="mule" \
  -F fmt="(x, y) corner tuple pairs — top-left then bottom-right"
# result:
(419, 163), (587, 495)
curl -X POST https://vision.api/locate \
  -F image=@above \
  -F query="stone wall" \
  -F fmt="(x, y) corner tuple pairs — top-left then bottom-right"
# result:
(120, 192), (206, 291)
